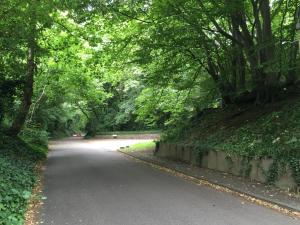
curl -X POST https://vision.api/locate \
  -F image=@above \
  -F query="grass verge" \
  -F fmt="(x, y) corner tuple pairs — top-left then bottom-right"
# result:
(98, 130), (161, 136)
(122, 141), (156, 153)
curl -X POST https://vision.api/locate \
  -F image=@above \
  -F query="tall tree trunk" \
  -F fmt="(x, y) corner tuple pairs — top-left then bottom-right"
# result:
(231, 13), (246, 92)
(237, 49), (246, 91)
(259, 0), (278, 101)
(8, 41), (36, 136)
(287, 2), (300, 86)
(287, 42), (299, 86)
(228, 4), (260, 91)
(9, 2), (37, 136)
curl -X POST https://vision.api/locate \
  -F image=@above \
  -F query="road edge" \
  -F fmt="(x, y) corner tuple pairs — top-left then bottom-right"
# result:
(24, 161), (46, 225)
(118, 149), (300, 219)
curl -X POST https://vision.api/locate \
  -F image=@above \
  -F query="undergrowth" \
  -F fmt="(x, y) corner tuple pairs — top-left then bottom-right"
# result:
(0, 133), (47, 225)
(209, 101), (300, 185)
(164, 99), (300, 187)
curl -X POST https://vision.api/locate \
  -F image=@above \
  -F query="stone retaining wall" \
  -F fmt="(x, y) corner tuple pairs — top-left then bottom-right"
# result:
(155, 143), (297, 191)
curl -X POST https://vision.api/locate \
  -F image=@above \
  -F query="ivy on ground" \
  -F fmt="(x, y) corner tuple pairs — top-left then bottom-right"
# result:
(0, 134), (47, 225)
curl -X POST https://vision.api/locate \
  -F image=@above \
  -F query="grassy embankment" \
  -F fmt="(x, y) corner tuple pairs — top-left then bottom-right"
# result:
(175, 96), (300, 186)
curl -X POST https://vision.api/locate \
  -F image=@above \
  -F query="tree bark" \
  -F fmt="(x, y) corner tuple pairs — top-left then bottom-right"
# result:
(8, 2), (38, 136)
(260, 0), (276, 78)
(8, 41), (36, 136)
(231, 12), (246, 92)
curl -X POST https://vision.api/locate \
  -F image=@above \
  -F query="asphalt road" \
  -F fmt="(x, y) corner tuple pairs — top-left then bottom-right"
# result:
(40, 138), (299, 225)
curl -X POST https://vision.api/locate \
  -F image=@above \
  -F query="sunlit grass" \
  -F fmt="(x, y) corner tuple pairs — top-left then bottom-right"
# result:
(123, 141), (156, 152)
(98, 130), (161, 135)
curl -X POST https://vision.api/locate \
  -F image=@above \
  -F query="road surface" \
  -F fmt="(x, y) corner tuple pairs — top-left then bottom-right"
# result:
(40, 138), (299, 225)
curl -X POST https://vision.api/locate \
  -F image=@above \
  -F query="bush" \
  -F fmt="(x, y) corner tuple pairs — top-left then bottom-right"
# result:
(20, 126), (49, 149)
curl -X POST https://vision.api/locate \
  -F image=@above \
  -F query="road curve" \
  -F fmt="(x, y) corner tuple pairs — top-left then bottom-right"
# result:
(39, 138), (299, 225)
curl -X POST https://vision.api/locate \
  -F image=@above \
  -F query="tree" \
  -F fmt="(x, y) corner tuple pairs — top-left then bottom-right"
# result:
(1, 0), (299, 138)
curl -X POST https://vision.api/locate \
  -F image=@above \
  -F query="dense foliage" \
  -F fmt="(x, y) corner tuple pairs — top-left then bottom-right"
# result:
(1, 0), (299, 137)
